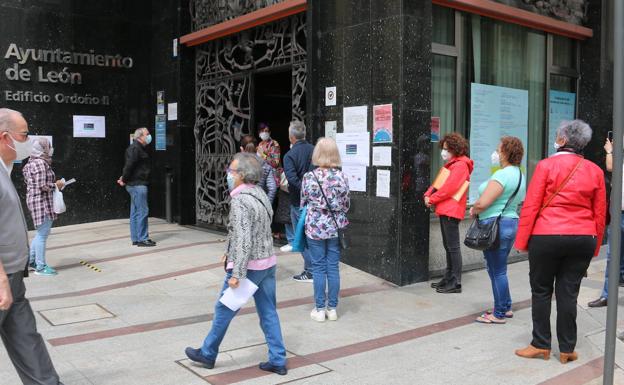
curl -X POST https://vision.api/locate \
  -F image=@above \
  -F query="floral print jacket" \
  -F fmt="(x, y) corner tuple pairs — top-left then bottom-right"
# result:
(301, 168), (350, 240)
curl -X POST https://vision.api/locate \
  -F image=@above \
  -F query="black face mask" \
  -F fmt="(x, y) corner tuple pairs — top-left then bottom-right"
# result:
(557, 146), (581, 154)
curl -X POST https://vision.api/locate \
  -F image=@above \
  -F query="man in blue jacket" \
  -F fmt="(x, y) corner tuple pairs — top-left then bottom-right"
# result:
(283, 121), (314, 282)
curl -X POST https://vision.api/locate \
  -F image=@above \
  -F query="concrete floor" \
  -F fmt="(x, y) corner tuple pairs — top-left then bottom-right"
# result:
(1, 218), (623, 385)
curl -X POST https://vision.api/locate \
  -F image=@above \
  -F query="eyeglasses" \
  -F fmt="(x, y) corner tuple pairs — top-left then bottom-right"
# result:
(13, 131), (29, 138)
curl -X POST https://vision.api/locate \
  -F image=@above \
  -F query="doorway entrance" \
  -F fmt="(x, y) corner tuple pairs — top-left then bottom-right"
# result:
(254, 69), (293, 161)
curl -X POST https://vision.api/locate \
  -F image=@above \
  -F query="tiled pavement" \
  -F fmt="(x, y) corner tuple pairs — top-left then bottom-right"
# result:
(1, 218), (624, 385)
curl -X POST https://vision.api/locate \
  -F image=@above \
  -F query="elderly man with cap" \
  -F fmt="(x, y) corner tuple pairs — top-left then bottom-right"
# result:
(0, 108), (64, 384)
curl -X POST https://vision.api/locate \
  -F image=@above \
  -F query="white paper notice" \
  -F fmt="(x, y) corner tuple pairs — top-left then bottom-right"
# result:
(342, 165), (367, 192)
(168, 103), (178, 121)
(376, 169), (391, 198)
(372, 146), (392, 166)
(325, 121), (337, 139)
(343, 106), (368, 132)
(325, 86), (337, 106)
(336, 132), (370, 166)
(73, 115), (106, 138)
(219, 278), (259, 311)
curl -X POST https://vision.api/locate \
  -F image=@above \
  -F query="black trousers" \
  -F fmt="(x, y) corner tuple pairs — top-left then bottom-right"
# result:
(528, 235), (596, 353)
(440, 215), (462, 285)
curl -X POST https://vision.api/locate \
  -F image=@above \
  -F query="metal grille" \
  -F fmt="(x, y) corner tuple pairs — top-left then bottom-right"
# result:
(190, 0), (286, 31)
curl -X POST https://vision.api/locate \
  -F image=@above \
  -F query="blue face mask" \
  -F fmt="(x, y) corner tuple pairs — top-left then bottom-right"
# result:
(145, 134), (153, 145)
(226, 172), (236, 191)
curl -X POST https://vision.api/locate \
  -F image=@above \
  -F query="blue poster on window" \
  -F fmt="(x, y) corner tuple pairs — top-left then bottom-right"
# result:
(469, 83), (528, 204)
(155, 114), (166, 151)
(548, 90), (576, 156)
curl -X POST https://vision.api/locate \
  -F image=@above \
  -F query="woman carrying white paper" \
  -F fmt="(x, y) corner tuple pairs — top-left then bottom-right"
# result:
(185, 153), (288, 376)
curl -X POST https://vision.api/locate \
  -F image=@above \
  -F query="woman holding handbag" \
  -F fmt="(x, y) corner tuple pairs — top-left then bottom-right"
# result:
(301, 138), (350, 322)
(469, 137), (526, 324)
(425, 133), (474, 294)
(23, 137), (64, 276)
(514, 120), (606, 364)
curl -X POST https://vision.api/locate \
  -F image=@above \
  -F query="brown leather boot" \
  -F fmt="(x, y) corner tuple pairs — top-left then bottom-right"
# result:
(515, 345), (551, 360)
(559, 351), (578, 364)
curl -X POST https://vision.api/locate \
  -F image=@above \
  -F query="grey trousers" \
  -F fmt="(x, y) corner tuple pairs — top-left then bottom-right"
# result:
(0, 271), (62, 385)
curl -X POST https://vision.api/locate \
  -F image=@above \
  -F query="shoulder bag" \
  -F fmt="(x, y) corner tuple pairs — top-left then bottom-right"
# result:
(537, 157), (583, 216)
(464, 170), (522, 251)
(313, 172), (349, 250)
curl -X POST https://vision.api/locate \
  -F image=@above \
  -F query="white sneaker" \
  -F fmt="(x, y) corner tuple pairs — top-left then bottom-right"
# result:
(280, 244), (293, 252)
(326, 308), (338, 321)
(310, 308), (326, 322)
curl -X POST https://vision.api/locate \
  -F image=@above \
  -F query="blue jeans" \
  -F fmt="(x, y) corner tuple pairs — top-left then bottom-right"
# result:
(126, 185), (149, 242)
(284, 221), (294, 244)
(201, 266), (286, 367)
(307, 237), (341, 309)
(481, 217), (518, 319)
(29, 217), (54, 270)
(602, 215), (624, 298)
(290, 205), (311, 272)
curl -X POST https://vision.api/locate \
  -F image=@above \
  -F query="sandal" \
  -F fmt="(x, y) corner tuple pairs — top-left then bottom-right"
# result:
(486, 309), (513, 318)
(476, 313), (506, 324)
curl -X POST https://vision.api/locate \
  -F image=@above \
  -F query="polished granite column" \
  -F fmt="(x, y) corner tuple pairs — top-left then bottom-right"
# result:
(306, 0), (432, 285)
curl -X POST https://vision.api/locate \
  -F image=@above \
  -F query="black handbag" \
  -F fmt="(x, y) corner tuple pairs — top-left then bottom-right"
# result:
(313, 172), (349, 250)
(464, 171), (522, 251)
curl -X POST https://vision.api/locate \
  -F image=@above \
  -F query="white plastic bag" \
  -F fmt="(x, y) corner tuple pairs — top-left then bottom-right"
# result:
(53, 186), (66, 214)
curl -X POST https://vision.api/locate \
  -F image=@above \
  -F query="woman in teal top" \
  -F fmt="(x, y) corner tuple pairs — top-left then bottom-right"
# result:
(470, 136), (526, 324)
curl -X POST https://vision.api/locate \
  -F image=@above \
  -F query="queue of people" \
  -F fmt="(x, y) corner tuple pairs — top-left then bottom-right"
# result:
(0, 105), (615, 381)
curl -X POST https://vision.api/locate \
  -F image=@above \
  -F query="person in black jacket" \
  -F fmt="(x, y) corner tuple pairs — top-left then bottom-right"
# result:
(117, 127), (156, 247)
(283, 120), (314, 282)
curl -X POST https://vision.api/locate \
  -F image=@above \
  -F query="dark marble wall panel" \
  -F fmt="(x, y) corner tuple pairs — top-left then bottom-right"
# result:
(307, 0), (432, 285)
(0, 0), (153, 228)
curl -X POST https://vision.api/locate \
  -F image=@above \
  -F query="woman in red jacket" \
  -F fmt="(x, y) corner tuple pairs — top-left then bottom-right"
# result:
(514, 120), (606, 364)
(425, 133), (474, 294)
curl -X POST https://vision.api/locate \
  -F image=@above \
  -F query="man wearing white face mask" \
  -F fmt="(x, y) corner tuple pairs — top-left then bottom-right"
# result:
(117, 127), (156, 247)
(0, 108), (64, 384)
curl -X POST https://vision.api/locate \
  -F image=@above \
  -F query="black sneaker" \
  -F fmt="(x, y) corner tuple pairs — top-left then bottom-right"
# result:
(185, 347), (215, 369)
(136, 240), (156, 247)
(132, 241), (139, 246)
(293, 271), (313, 283)
(259, 361), (288, 376)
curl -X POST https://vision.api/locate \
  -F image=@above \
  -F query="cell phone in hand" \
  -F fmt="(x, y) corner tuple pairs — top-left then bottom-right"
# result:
(608, 131), (613, 141)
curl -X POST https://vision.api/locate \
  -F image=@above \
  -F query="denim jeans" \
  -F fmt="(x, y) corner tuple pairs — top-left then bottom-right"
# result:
(290, 205), (311, 272)
(601, 214), (624, 298)
(201, 266), (287, 367)
(284, 221), (294, 244)
(307, 237), (341, 309)
(481, 217), (518, 319)
(29, 217), (54, 270)
(439, 216), (462, 285)
(125, 185), (149, 242)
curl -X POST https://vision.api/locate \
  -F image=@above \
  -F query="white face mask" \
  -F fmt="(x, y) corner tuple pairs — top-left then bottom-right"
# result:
(441, 149), (451, 161)
(259, 132), (270, 141)
(7, 134), (33, 161)
(554, 142), (562, 151)
(491, 151), (501, 165)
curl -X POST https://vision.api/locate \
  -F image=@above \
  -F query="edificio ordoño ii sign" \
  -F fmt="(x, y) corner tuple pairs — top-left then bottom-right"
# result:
(2, 43), (134, 106)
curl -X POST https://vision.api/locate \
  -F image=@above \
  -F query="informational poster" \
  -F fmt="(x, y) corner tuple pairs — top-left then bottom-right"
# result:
(372, 146), (392, 166)
(157, 91), (165, 115)
(431, 117), (440, 142)
(336, 132), (370, 166)
(325, 121), (337, 140)
(155, 114), (166, 151)
(343, 105), (368, 132)
(73, 115), (106, 138)
(373, 104), (393, 143)
(548, 90), (576, 155)
(325, 86), (337, 106)
(342, 165), (367, 192)
(469, 83), (528, 203)
(167, 103), (178, 121)
(376, 169), (391, 198)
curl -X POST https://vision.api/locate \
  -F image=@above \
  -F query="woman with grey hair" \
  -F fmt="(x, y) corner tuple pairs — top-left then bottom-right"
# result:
(185, 153), (288, 376)
(514, 120), (606, 364)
